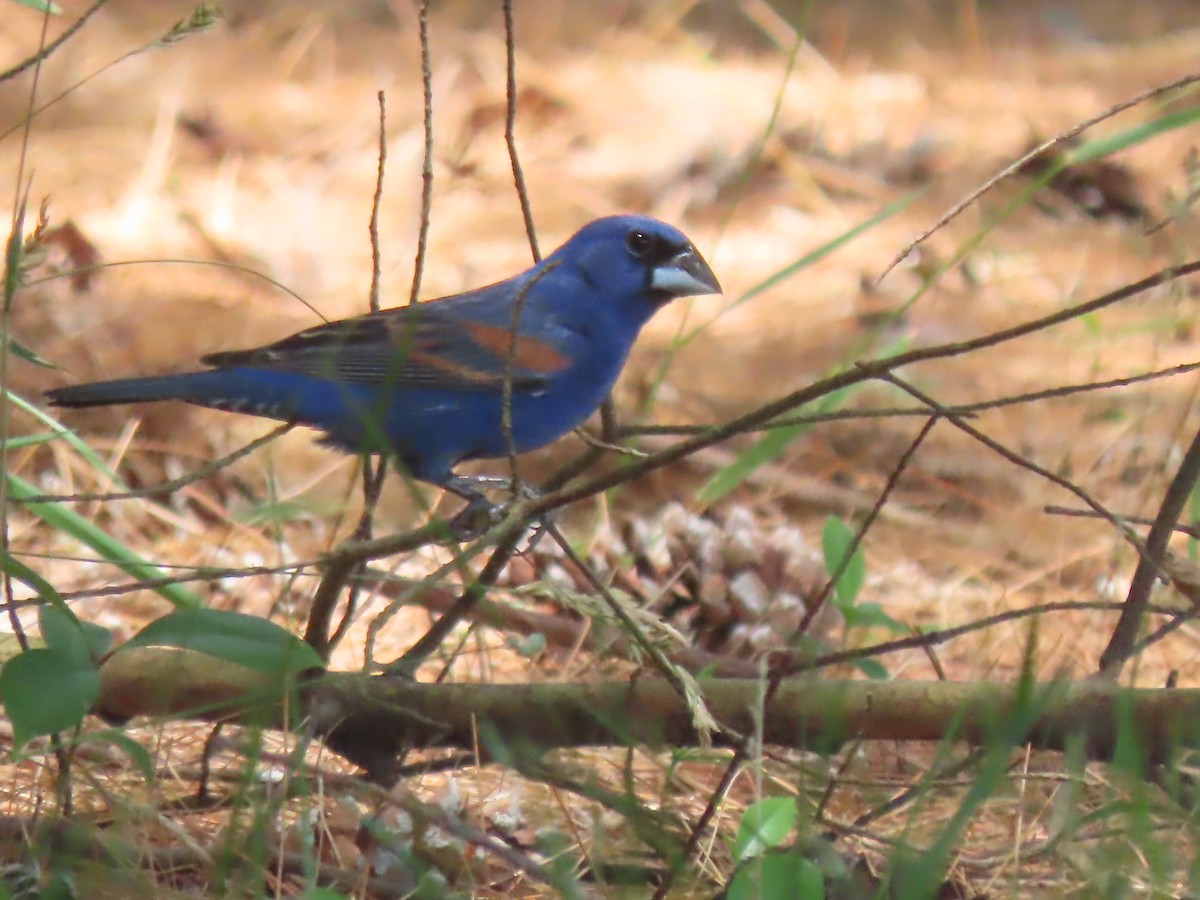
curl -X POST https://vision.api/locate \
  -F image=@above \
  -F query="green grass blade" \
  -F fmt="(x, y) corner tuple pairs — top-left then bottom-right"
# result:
(8, 390), (131, 488)
(730, 191), (920, 312)
(695, 384), (861, 506)
(6, 471), (202, 609)
(1065, 105), (1200, 164)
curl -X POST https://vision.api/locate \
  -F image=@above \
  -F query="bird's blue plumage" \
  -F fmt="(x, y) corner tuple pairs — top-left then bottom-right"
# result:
(46, 215), (721, 506)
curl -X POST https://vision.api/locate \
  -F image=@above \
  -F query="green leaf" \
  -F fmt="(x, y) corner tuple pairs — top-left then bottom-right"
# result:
(4, 201), (23, 304)
(506, 632), (546, 658)
(841, 602), (905, 635)
(8, 0), (63, 13)
(695, 417), (806, 506)
(729, 851), (824, 900)
(124, 608), (323, 675)
(39, 604), (111, 662)
(6, 552), (113, 662)
(0, 647), (99, 746)
(851, 658), (890, 681)
(4, 332), (53, 367)
(1, 549), (58, 601)
(821, 517), (865, 608)
(732, 796), (797, 862)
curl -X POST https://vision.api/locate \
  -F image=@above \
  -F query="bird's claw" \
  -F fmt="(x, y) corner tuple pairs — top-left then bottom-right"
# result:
(446, 497), (507, 541)
(443, 484), (552, 545)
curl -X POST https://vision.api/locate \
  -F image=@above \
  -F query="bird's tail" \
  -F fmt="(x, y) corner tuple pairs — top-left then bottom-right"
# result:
(45, 368), (376, 435)
(45, 372), (231, 409)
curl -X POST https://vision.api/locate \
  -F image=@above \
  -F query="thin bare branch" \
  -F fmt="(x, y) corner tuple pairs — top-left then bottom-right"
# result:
(368, 91), (387, 314)
(19, 423), (294, 503)
(503, 0), (539, 262)
(795, 414), (938, 636)
(877, 69), (1200, 283)
(1099, 420), (1200, 675)
(408, 1), (433, 305)
(0, 0), (108, 85)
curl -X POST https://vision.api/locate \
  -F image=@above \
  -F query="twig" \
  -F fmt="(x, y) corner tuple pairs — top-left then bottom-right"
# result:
(0, 0), (108, 85)
(813, 600), (1187, 674)
(56, 560), (316, 602)
(363, 567), (1194, 681)
(502, 262), (558, 488)
(18, 423), (294, 503)
(503, 0), (539, 262)
(545, 522), (732, 742)
(850, 748), (989, 831)
(289, 260), (1200, 596)
(872, 370), (1200, 673)
(306, 91), (394, 660)
(29, 257), (325, 322)
(368, 91), (387, 314)
(1099, 421), (1200, 675)
(536, 260), (1200, 517)
(877, 70), (1200, 283)
(573, 427), (649, 457)
(387, 521), (528, 674)
(305, 521), (450, 656)
(657, 410), (937, 896)
(651, 724), (742, 899)
(0, 5), (222, 144)
(617, 359), (1200, 438)
(361, 568), (766, 676)
(409, 1), (433, 305)
(5, 6), (77, 816)
(794, 414), (938, 636)
(599, 396), (619, 443)
(1044, 504), (1200, 541)
(1126, 610), (1197, 661)
(361, 531), (491, 669)
(876, 370), (1143, 562)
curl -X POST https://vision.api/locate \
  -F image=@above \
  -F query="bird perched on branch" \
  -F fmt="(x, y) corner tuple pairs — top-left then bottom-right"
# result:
(46, 215), (721, 523)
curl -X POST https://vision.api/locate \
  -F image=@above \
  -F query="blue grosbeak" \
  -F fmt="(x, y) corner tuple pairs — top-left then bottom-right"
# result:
(46, 215), (721, 516)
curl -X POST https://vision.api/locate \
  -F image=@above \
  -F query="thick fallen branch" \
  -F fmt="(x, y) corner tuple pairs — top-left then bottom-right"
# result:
(97, 649), (1200, 784)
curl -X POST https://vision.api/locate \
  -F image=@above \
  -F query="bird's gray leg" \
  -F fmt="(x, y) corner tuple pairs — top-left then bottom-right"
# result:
(440, 474), (545, 540)
(443, 474), (513, 499)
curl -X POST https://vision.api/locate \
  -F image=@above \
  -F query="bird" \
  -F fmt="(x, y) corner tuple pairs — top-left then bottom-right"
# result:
(46, 215), (722, 524)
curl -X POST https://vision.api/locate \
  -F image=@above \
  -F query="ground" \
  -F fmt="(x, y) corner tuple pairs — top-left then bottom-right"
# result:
(3, 1), (1200, 896)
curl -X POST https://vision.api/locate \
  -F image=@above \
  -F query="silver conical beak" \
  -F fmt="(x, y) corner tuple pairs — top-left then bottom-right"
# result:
(650, 247), (722, 298)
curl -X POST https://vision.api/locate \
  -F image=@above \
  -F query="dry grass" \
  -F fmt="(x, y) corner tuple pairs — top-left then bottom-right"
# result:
(4, 0), (1200, 895)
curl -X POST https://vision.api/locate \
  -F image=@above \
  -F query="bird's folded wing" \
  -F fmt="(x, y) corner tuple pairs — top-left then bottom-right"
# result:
(200, 296), (571, 393)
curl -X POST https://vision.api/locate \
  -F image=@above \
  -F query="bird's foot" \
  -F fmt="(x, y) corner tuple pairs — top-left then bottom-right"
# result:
(444, 483), (550, 545)
(446, 496), (506, 541)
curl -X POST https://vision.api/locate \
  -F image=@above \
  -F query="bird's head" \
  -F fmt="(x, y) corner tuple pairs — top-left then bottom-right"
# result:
(548, 215), (722, 318)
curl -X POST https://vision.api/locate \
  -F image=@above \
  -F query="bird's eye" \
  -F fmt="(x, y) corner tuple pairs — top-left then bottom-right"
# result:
(625, 230), (652, 258)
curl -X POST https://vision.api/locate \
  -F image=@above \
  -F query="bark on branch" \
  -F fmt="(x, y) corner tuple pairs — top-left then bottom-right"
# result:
(98, 649), (1200, 784)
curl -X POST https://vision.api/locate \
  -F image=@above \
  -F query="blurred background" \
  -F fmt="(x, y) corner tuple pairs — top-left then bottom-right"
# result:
(4, 0), (1200, 678)
(4, 4), (1200, 895)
